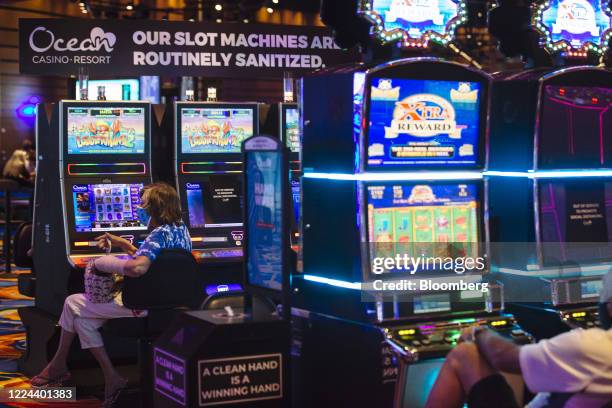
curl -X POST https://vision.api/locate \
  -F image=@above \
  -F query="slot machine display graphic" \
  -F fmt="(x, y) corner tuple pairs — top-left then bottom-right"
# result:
(181, 108), (254, 154)
(367, 183), (479, 268)
(66, 107), (146, 154)
(539, 86), (612, 168)
(72, 183), (146, 232)
(285, 108), (301, 153)
(367, 78), (481, 168)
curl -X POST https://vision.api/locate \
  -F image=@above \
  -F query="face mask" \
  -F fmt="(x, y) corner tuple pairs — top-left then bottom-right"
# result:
(136, 206), (151, 227)
(599, 302), (611, 330)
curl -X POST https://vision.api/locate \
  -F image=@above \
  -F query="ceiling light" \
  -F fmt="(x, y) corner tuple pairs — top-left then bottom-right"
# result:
(266, 7), (273, 13)
(81, 8), (88, 13)
(189, 18), (195, 22)
(126, 4), (133, 10)
(215, 4), (222, 11)
(79, 2), (86, 6)
(272, 0), (279, 3)
(216, 18), (222, 23)
(243, 18), (249, 23)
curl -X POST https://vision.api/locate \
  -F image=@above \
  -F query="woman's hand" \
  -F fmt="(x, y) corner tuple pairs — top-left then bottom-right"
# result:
(95, 233), (130, 252)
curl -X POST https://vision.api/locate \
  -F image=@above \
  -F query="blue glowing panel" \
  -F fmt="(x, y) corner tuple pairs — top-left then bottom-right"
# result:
(246, 152), (283, 291)
(536, 0), (612, 52)
(367, 78), (481, 168)
(363, 0), (464, 45)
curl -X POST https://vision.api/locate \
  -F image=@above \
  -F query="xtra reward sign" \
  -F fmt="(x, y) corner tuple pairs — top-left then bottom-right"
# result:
(19, 19), (358, 78)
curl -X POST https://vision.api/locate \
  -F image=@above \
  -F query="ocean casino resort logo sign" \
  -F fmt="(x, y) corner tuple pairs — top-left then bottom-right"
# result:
(358, 0), (468, 47)
(28, 26), (116, 64)
(533, 0), (612, 55)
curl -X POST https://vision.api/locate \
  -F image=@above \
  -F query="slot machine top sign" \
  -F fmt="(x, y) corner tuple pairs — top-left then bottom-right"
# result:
(359, 0), (467, 48)
(533, 0), (612, 55)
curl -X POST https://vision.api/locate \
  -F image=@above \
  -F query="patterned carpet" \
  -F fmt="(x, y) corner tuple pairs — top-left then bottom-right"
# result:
(0, 269), (101, 407)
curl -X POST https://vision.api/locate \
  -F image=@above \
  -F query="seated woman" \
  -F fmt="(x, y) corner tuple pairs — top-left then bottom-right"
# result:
(31, 182), (192, 407)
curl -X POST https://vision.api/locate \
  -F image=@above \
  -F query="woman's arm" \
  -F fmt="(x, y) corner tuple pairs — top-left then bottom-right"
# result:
(123, 256), (152, 277)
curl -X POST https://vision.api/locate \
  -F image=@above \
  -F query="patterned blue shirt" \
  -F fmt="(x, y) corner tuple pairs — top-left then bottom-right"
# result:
(134, 222), (192, 261)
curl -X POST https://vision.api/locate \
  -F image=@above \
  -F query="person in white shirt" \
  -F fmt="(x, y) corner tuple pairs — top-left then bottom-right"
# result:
(425, 271), (612, 408)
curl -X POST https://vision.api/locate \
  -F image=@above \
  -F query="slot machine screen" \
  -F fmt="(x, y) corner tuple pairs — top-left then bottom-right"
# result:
(283, 107), (301, 153)
(366, 182), (481, 275)
(246, 151), (283, 291)
(184, 175), (243, 229)
(538, 180), (612, 264)
(367, 78), (482, 168)
(74, 79), (140, 101)
(180, 107), (255, 154)
(66, 106), (146, 154)
(538, 86), (612, 168)
(71, 183), (147, 233)
(291, 179), (300, 227)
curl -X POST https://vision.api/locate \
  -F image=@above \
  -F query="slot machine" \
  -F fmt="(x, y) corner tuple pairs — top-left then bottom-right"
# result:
(291, 59), (531, 408)
(173, 101), (259, 288)
(279, 103), (301, 247)
(488, 67), (612, 339)
(487, 0), (612, 339)
(19, 100), (154, 375)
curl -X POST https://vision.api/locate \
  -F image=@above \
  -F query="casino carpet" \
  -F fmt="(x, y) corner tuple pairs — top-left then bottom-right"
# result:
(0, 268), (101, 407)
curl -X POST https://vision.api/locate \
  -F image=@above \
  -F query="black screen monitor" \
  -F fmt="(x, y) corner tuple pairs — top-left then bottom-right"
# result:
(538, 179), (612, 264)
(538, 86), (612, 169)
(184, 175), (243, 230)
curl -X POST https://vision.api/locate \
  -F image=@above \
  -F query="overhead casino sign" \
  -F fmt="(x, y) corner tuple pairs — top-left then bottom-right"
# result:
(358, 0), (467, 47)
(19, 19), (357, 78)
(532, 0), (612, 55)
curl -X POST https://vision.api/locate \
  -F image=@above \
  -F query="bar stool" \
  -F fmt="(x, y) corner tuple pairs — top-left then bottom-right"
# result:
(0, 178), (21, 276)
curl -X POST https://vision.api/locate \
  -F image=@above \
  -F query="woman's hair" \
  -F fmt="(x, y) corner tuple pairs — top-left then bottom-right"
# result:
(141, 182), (183, 225)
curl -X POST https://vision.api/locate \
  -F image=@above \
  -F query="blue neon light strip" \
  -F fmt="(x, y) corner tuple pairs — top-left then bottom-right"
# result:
(303, 171), (483, 181)
(302, 274), (362, 290)
(303, 170), (612, 181)
(485, 170), (612, 179)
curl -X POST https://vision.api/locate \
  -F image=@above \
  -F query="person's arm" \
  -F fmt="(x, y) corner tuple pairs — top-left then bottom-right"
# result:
(95, 233), (138, 255)
(473, 327), (522, 373)
(123, 255), (152, 277)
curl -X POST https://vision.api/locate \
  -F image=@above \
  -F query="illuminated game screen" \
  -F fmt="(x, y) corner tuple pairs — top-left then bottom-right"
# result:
(246, 151), (283, 291)
(185, 176), (242, 229)
(181, 107), (254, 154)
(367, 78), (481, 168)
(539, 180), (612, 263)
(284, 108), (301, 153)
(539, 86), (612, 168)
(72, 183), (146, 233)
(74, 79), (140, 101)
(66, 106), (146, 155)
(367, 183), (480, 273)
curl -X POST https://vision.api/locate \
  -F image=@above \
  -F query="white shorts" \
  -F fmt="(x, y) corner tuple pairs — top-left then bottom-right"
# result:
(58, 293), (147, 349)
